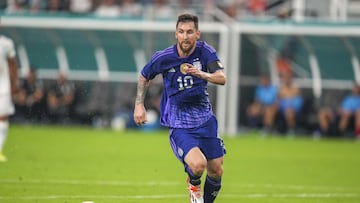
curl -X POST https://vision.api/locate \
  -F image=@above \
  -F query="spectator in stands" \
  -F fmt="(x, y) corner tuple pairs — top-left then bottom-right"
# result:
(94, 0), (121, 17)
(202, 0), (217, 21)
(276, 36), (298, 78)
(317, 82), (360, 139)
(276, 55), (292, 78)
(220, 1), (241, 20)
(121, 0), (143, 18)
(144, 0), (173, 20)
(14, 67), (45, 122)
(5, 0), (28, 13)
(246, 0), (267, 16)
(45, 0), (68, 13)
(278, 72), (303, 136)
(46, 71), (75, 123)
(29, 0), (44, 13)
(246, 74), (278, 135)
(68, 0), (94, 14)
(176, 0), (197, 17)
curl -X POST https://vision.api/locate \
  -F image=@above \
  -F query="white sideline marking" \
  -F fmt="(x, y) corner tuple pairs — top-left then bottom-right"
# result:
(0, 179), (180, 186)
(230, 183), (355, 191)
(0, 194), (185, 200)
(1, 178), (358, 191)
(0, 193), (359, 200)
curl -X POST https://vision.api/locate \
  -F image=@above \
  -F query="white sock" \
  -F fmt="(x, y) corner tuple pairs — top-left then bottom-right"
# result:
(0, 121), (9, 152)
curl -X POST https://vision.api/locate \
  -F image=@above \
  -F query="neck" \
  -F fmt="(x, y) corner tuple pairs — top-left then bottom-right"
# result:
(177, 44), (195, 58)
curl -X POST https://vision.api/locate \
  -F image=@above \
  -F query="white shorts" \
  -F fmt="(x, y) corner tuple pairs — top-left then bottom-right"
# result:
(0, 93), (15, 116)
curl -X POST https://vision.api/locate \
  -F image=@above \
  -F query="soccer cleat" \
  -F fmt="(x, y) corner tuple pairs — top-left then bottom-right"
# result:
(187, 178), (204, 203)
(0, 153), (7, 162)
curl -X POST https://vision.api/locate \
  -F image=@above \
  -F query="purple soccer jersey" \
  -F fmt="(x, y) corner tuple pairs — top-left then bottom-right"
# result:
(141, 41), (223, 128)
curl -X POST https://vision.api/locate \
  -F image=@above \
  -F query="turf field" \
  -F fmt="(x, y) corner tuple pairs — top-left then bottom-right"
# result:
(0, 125), (360, 203)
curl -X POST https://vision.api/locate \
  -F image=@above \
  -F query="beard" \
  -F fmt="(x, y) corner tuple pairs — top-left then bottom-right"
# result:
(179, 41), (194, 55)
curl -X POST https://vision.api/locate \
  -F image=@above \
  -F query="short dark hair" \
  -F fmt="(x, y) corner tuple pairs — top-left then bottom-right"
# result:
(176, 13), (199, 30)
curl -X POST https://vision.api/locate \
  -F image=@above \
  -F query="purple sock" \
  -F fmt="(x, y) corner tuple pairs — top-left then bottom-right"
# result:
(185, 165), (201, 186)
(204, 175), (221, 203)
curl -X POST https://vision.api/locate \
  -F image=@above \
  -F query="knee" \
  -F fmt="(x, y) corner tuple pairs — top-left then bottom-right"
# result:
(188, 160), (207, 176)
(207, 165), (223, 179)
(285, 108), (295, 117)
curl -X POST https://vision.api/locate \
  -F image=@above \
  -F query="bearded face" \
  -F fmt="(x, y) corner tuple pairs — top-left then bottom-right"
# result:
(175, 22), (200, 57)
(179, 39), (194, 54)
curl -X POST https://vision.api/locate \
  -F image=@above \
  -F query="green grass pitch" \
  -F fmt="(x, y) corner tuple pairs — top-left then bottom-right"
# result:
(0, 124), (360, 203)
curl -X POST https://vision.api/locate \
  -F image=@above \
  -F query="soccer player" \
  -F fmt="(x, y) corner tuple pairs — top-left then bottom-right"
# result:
(0, 33), (18, 162)
(133, 13), (226, 203)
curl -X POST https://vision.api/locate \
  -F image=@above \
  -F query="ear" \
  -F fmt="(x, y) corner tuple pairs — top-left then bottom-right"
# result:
(196, 30), (201, 40)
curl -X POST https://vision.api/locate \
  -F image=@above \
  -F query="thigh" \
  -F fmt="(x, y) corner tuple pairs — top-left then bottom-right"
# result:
(199, 137), (226, 160)
(0, 93), (14, 117)
(265, 103), (278, 115)
(169, 116), (226, 162)
(198, 116), (226, 160)
(247, 102), (263, 116)
(169, 128), (199, 163)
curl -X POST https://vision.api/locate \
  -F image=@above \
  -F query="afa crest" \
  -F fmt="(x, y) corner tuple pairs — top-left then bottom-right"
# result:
(193, 61), (202, 70)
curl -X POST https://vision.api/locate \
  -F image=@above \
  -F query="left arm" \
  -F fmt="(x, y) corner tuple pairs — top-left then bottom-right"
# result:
(186, 66), (226, 85)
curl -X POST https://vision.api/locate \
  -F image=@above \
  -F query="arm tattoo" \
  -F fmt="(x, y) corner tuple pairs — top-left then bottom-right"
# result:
(135, 76), (149, 105)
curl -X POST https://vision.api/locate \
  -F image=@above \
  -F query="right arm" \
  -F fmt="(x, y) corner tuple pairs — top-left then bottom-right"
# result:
(133, 74), (150, 126)
(8, 57), (18, 96)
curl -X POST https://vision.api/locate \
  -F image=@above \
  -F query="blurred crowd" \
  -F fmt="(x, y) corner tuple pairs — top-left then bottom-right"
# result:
(245, 68), (360, 140)
(0, 0), (285, 21)
(12, 68), (76, 124)
(13, 65), (360, 140)
(11, 67), (163, 131)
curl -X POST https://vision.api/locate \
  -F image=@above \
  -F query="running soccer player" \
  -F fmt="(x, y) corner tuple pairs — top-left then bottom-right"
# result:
(133, 13), (226, 203)
(0, 33), (18, 162)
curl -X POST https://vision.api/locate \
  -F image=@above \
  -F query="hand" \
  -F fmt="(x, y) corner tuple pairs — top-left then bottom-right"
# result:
(133, 103), (147, 126)
(186, 64), (209, 80)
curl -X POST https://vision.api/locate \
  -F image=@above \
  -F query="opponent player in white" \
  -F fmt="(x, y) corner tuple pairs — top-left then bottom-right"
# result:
(0, 33), (18, 162)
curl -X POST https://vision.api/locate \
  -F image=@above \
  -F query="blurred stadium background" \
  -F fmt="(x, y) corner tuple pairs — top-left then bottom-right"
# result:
(2, 0), (360, 136)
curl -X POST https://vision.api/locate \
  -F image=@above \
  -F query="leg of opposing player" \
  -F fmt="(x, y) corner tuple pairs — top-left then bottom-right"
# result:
(0, 119), (9, 162)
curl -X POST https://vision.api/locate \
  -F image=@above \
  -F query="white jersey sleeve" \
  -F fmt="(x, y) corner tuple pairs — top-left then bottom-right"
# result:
(0, 35), (17, 95)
